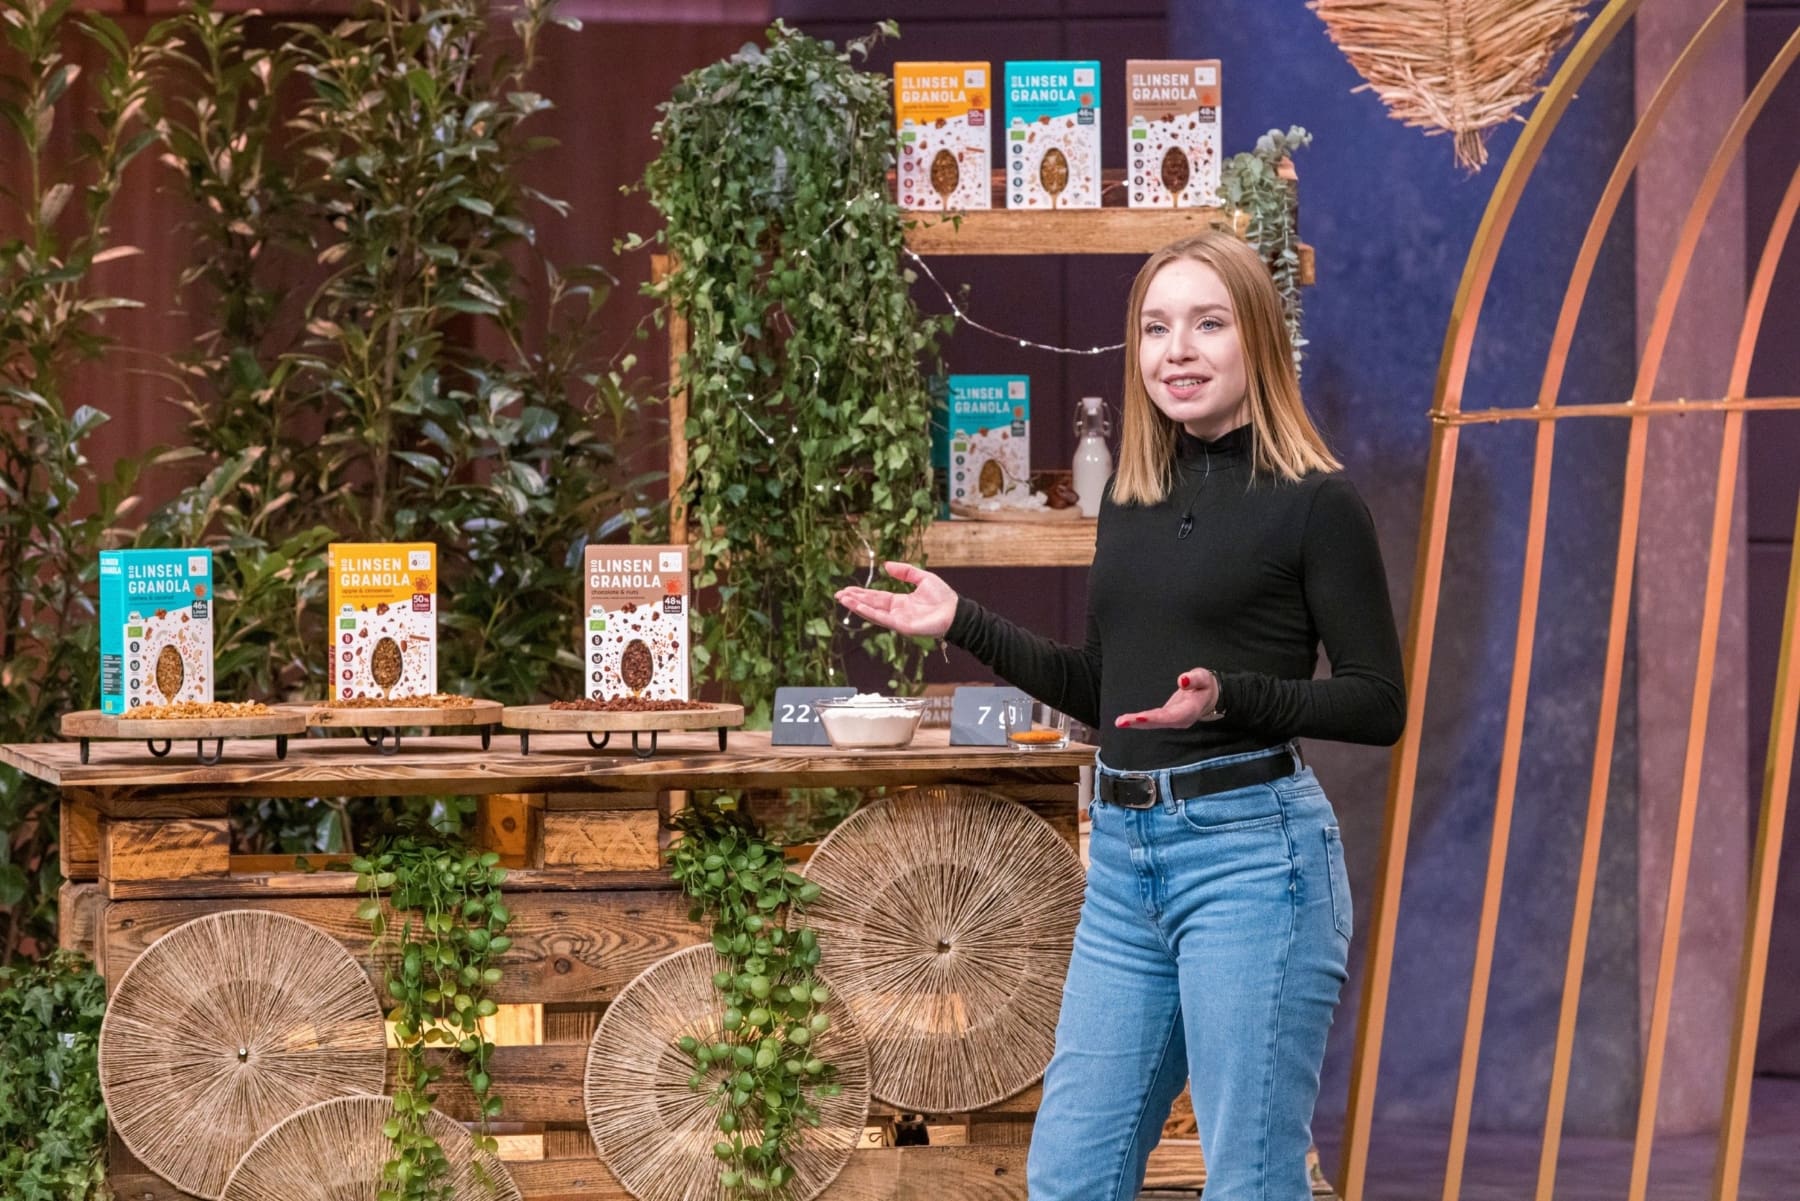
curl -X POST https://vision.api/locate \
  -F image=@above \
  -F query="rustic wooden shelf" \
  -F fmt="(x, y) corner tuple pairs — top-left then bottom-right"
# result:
(3, 727), (1091, 809)
(853, 517), (1097, 569)
(24, 727), (1104, 1201)
(905, 204), (1236, 256)
(899, 161), (1315, 281)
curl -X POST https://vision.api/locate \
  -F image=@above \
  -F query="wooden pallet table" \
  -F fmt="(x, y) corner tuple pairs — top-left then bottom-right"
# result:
(6, 729), (1200, 1201)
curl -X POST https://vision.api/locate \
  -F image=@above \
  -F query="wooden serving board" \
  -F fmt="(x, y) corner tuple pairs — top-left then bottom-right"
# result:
(289, 699), (504, 728)
(61, 709), (306, 741)
(948, 502), (1083, 524)
(502, 703), (744, 733)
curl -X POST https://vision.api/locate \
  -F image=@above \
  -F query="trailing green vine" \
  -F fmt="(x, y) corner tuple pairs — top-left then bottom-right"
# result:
(354, 838), (513, 1200)
(1219, 125), (1314, 373)
(637, 21), (949, 722)
(667, 799), (841, 1198)
(0, 952), (109, 1201)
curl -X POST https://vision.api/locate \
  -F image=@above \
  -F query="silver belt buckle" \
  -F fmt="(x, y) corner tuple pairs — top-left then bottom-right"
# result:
(1109, 772), (1158, 809)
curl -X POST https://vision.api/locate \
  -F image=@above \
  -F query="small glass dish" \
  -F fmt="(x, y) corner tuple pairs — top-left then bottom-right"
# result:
(1002, 698), (1069, 751)
(814, 695), (929, 750)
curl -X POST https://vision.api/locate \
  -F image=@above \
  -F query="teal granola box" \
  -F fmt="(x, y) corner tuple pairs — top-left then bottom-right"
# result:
(99, 548), (214, 714)
(1004, 60), (1101, 209)
(932, 374), (1031, 517)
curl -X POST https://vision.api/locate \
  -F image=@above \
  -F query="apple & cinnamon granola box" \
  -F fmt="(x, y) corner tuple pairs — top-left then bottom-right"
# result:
(1004, 60), (1101, 209)
(100, 549), (214, 714)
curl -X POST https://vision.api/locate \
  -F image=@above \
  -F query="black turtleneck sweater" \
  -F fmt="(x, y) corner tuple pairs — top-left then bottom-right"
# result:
(945, 424), (1406, 771)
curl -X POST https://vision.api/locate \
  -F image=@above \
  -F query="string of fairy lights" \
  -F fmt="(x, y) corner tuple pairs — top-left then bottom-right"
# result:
(715, 234), (1125, 445)
(901, 247), (1127, 356)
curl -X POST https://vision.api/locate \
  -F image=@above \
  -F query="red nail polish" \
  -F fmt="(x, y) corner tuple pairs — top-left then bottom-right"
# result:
(1179, 675), (1190, 687)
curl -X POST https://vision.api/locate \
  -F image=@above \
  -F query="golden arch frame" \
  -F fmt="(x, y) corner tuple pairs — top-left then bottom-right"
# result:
(1337, 3), (1800, 1200)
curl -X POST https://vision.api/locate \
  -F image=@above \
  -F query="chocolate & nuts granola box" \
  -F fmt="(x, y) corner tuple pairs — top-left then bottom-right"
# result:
(583, 546), (689, 700)
(895, 62), (992, 211)
(1127, 60), (1222, 208)
(1004, 60), (1101, 209)
(328, 543), (437, 700)
(100, 549), (213, 714)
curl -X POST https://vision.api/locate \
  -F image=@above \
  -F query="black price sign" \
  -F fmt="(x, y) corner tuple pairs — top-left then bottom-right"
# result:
(949, 686), (1030, 746)
(770, 686), (855, 746)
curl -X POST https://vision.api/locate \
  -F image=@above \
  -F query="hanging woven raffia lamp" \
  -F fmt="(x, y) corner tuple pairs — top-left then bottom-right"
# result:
(1309, 0), (1589, 170)
(584, 944), (871, 1201)
(221, 1094), (521, 1201)
(99, 910), (388, 1199)
(799, 786), (1085, 1113)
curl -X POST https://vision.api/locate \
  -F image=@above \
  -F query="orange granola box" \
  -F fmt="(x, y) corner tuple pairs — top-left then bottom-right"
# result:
(895, 62), (992, 211)
(328, 542), (437, 700)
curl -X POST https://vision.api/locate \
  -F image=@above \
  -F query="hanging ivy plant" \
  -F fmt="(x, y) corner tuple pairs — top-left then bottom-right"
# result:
(1219, 125), (1314, 372)
(637, 20), (950, 722)
(353, 837), (513, 1201)
(666, 798), (841, 1197)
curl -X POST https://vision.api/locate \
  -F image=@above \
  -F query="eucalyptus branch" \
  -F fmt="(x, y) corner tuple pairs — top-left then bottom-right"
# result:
(1220, 125), (1313, 373)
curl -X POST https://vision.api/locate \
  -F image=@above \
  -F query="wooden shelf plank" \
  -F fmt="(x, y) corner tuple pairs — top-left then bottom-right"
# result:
(856, 519), (1097, 569)
(905, 205), (1243, 257)
(0, 728), (1091, 807)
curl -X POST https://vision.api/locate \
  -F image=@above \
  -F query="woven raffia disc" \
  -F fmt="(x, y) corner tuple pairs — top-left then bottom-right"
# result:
(99, 910), (388, 1199)
(221, 1094), (521, 1201)
(585, 945), (871, 1201)
(800, 786), (1084, 1112)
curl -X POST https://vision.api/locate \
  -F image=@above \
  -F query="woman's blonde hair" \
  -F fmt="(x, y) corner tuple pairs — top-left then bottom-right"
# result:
(1111, 229), (1339, 505)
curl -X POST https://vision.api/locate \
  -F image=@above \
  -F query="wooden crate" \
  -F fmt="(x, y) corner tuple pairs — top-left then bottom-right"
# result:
(17, 729), (1137, 1201)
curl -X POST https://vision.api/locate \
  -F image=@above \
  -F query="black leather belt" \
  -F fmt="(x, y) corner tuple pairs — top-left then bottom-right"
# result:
(1097, 749), (1297, 809)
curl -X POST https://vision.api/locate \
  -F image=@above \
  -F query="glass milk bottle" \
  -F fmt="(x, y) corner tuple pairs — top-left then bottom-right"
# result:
(1072, 396), (1113, 518)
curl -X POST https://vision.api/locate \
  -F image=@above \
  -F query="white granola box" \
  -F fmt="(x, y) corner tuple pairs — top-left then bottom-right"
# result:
(1127, 60), (1222, 208)
(1004, 60), (1101, 209)
(583, 546), (689, 700)
(895, 62), (992, 211)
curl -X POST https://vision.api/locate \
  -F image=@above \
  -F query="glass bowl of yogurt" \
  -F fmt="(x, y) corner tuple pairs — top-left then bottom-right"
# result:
(813, 694), (929, 750)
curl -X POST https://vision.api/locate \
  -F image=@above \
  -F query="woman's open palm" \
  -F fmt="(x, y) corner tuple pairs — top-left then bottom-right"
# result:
(835, 561), (958, 638)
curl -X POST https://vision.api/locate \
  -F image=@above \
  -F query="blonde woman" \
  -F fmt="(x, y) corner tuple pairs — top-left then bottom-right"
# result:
(835, 229), (1405, 1200)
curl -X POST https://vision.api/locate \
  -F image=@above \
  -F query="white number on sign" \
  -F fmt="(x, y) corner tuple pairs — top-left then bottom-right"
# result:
(778, 703), (816, 724)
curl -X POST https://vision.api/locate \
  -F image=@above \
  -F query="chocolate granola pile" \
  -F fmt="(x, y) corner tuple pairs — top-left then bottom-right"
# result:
(548, 697), (712, 713)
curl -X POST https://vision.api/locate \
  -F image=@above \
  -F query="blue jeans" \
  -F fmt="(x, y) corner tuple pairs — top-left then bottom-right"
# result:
(1027, 744), (1352, 1200)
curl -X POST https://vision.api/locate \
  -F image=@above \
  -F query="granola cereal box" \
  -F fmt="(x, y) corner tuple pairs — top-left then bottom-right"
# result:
(1127, 60), (1222, 208)
(99, 549), (213, 715)
(1004, 61), (1101, 209)
(895, 62), (992, 211)
(932, 375), (1031, 517)
(583, 546), (689, 701)
(328, 543), (437, 701)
